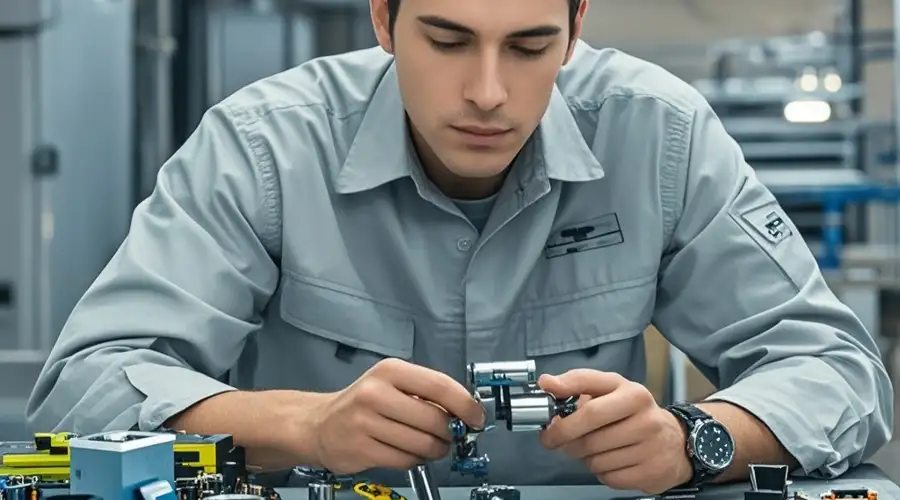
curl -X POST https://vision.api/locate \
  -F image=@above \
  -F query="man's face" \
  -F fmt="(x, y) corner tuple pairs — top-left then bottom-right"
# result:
(373, 0), (581, 191)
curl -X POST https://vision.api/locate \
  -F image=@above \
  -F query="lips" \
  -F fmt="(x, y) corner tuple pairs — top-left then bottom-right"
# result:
(453, 125), (512, 136)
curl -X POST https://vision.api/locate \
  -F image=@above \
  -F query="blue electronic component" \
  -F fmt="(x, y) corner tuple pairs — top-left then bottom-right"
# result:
(69, 431), (176, 500)
(450, 456), (489, 478)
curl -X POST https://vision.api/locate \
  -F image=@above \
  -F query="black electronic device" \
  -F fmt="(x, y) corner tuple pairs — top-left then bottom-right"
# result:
(745, 463), (790, 500)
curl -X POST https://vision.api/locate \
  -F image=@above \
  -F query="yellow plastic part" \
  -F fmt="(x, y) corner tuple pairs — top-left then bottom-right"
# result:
(352, 482), (407, 500)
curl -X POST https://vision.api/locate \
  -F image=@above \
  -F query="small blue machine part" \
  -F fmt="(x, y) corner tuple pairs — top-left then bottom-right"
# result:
(69, 431), (176, 500)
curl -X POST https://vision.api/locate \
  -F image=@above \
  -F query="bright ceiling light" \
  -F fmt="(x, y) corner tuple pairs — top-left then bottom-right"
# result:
(784, 100), (831, 123)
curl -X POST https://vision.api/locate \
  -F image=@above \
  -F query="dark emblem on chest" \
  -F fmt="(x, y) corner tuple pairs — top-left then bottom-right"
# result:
(545, 213), (624, 259)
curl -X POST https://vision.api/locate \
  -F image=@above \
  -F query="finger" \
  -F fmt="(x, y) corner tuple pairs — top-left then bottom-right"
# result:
(538, 370), (626, 399)
(377, 359), (485, 428)
(584, 443), (644, 476)
(558, 418), (643, 459)
(365, 413), (450, 461)
(362, 436), (427, 471)
(541, 387), (644, 449)
(376, 388), (454, 441)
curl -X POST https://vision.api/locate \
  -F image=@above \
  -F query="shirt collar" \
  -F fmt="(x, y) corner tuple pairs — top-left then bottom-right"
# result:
(334, 62), (604, 195)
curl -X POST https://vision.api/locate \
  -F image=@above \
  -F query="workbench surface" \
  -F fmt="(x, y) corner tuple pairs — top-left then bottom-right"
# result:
(276, 464), (900, 500)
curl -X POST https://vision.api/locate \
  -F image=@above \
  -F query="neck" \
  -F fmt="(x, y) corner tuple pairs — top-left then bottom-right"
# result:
(408, 121), (507, 200)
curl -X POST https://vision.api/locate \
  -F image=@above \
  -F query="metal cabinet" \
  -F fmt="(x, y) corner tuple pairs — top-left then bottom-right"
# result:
(0, 0), (134, 438)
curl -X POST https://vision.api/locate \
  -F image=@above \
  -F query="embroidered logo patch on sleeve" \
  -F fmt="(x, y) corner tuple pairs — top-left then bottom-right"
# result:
(741, 203), (793, 246)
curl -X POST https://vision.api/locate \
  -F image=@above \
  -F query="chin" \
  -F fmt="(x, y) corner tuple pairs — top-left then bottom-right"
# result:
(446, 163), (510, 179)
(446, 154), (517, 178)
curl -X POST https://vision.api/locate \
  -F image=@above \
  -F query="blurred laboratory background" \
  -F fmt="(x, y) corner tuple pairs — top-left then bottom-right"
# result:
(3, 0), (900, 479)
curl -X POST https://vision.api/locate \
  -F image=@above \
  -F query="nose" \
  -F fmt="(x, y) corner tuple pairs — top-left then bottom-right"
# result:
(463, 50), (508, 111)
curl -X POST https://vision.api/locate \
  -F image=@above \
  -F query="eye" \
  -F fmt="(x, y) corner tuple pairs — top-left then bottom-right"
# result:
(512, 46), (548, 58)
(429, 39), (465, 51)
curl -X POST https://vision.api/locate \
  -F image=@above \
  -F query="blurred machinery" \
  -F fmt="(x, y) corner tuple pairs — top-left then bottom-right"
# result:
(137, 0), (373, 201)
(0, 0), (56, 363)
(0, 0), (134, 439)
(674, 0), (900, 398)
(692, 28), (868, 242)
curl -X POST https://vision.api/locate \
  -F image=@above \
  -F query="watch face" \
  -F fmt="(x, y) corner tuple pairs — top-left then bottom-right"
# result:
(692, 421), (735, 470)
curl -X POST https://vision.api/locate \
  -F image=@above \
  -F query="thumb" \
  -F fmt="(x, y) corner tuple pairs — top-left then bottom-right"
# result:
(538, 369), (624, 398)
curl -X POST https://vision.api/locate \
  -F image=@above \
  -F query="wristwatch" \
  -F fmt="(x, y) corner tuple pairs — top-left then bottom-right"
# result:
(665, 403), (735, 486)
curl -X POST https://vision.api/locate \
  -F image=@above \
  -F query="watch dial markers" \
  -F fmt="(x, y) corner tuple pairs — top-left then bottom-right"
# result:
(696, 423), (734, 469)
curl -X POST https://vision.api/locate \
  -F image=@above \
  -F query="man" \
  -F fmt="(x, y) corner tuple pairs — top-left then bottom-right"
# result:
(27, 0), (892, 494)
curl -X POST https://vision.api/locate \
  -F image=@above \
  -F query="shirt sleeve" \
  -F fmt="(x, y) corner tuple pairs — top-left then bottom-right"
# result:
(26, 101), (282, 434)
(652, 98), (894, 477)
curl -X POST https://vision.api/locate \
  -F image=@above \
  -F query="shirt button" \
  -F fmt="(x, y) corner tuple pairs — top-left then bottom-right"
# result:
(457, 238), (472, 252)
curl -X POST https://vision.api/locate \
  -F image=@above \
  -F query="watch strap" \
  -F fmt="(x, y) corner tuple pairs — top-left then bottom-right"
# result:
(668, 402), (710, 422)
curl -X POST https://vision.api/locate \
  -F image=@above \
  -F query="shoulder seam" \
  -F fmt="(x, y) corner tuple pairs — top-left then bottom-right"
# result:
(221, 101), (283, 257)
(660, 108), (694, 252)
(565, 91), (696, 252)
(242, 101), (368, 122)
(564, 89), (695, 114)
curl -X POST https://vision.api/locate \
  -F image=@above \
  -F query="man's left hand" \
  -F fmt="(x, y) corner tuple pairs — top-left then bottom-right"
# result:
(538, 369), (694, 494)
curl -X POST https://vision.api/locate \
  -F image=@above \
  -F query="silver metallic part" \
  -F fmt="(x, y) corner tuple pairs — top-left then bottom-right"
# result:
(468, 361), (536, 389)
(307, 482), (335, 500)
(478, 393), (497, 428)
(507, 393), (556, 431)
(408, 464), (442, 500)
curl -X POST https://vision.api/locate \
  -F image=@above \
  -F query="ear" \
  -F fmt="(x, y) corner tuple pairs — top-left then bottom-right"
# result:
(563, 0), (589, 65)
(370, 0), (394, 54)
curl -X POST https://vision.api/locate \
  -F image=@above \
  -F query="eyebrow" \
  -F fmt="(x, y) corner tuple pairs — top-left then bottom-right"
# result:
(416, 15), (562, 38)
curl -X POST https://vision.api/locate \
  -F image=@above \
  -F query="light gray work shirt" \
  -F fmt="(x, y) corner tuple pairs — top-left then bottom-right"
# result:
(28, 41), (892, 487)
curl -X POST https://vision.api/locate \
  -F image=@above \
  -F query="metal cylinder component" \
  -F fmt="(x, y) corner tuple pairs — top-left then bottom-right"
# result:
(468, 361), (536, 388)
(307, 483), (335, 500)
(407, 464), (442, 500)
(506, 392), (557, 431)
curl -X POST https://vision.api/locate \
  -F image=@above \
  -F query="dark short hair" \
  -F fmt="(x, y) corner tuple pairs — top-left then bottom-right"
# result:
(386, 0), (582, 40)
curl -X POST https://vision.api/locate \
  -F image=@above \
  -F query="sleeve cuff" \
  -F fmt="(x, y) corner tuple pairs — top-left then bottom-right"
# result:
(124, 364), (237, 431)
(703, 357), (851, 477)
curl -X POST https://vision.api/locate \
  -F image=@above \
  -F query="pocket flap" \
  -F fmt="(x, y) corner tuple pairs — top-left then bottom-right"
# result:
(525, 275), (655, 357)
(279, 276), (415, 359)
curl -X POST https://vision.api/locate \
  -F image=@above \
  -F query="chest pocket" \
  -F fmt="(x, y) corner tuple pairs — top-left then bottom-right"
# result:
(279, 275), (415, 365)
(523, 274), (657, 376)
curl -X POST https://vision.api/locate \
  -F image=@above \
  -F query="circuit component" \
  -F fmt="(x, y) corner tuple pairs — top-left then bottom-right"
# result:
(0, 430), (245, 490)
(821, 489), (878, 500)
(0, 432), (78, 481)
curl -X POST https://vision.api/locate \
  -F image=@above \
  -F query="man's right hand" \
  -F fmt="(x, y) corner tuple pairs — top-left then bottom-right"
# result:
(308, 358), (485, 475)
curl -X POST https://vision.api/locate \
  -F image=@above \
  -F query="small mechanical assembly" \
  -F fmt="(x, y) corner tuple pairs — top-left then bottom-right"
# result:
(449, 361), (577, 479)
(408, 360), (577, 500)
(745, 464), (790, 500)
(820, 489), (878, 500)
